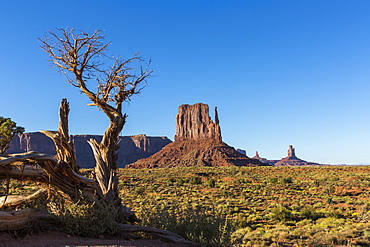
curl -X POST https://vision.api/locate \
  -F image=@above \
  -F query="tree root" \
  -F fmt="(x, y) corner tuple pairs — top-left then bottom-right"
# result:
(0, 208), (196, 245)
(0, 208), (58, 231)
(115, 223), (197, 245)
(0, 188), (48, 210)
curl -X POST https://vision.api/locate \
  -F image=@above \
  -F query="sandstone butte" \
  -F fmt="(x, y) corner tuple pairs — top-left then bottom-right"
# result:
(272, 145), (322, 166)
(127, 103), (265, 168)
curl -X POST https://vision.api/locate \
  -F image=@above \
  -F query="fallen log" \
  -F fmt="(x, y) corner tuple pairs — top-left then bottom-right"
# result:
(0, 189), (48, 210)
(0, 163), (47, 182)
(0, 152), (103, 202)
(0, 208), (58, 231)
(115, 223), (197, 245)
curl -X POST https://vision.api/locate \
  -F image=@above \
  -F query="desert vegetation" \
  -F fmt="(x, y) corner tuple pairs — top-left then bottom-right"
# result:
(4, 164), (370, 246)
(116, 165), (370, 246)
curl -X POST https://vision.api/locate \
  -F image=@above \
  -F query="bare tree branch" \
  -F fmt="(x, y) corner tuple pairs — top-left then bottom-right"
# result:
(40, 27), (152, 218)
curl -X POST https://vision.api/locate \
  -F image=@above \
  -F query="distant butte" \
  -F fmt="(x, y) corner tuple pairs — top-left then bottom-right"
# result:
(273, 145), (322, 166)
(127, 103), (265, 168)
(252, 151), (277, 166)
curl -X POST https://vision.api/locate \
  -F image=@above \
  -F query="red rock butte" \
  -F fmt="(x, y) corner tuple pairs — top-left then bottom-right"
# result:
(273, 145), (321, 166)
(127, 103), (264, 168)
(175, 103), (222, 142)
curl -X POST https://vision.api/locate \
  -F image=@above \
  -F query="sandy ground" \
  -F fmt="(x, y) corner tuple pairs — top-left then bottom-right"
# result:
(0, 231), (196, 247)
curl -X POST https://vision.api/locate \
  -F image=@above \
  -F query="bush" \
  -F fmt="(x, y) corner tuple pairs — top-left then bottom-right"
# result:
(300, 206), (323, 220)
(189, 176), (202, 185)
(326, 197), (333, 204)
(176, 178), (185, 185)
(139, 204), (233, 247)
(270, 205), (292, 222)
(208, 178), (216, 188)
(324, 185), (335, 195)
(134, 186), (145, 195)
(269, 177), (279, 184)
(279, 177), (293, 184)
(50, 200), (117, 237)
(167, 178), (176, 185)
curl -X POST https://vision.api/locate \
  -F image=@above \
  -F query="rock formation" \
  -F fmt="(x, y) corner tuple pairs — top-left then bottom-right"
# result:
(252, 151), (277, 166)
(127, 103), (264, 168)
(175, 103), (221, 142)
(252, 151), (261, 160)
(273, 145), (321, 166)
(287, 145), (296, 158)
(236, 149), (247, 156)
(8, 133), (171, 168)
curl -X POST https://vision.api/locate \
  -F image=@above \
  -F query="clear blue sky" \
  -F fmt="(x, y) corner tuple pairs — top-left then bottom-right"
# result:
(1, 0), (370, 165)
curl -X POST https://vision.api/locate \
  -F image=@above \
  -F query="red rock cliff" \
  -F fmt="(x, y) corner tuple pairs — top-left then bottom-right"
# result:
(8, 133), (171, 168)
(175, 103), (221, 142)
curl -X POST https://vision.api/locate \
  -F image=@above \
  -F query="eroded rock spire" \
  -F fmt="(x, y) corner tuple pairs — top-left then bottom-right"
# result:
(214, 106), (219, 125)
(174, 103), (222, 142)
(288, 145), (296, 158)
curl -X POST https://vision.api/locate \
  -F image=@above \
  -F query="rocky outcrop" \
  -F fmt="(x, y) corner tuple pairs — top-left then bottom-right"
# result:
(127, 140), (263, 168)
(175, 103), (221, 141)
(252, 151), (261, 160)
(8, 133), (171, 168)
(252, 151), (278, 166)
(287, 145), (297, 158)
(274, 145), (321, 166)
(127, 103), (265, 168)
(236, 149), (247, 156)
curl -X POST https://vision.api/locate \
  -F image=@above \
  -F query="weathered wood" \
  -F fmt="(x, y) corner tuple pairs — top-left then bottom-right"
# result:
(0, 208), (58, 231)
(115, 223), (197, 245)
(0, 189), (47, 209)
(0, 152), (103, 202)
(0, 163), (47, 182)
(40, 29), (151, 220)
(41, 98), (78, 172)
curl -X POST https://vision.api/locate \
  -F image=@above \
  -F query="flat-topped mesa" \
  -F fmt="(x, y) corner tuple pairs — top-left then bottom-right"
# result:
(287, 145), (297, 159)
(174, 103), (222, 142)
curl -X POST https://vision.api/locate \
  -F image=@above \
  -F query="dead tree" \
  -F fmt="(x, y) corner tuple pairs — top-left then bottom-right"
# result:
(41, 98), (78, 172)
(0, 28), (194, 244)
(0, 99), (194, 245)
(40, 28), (152, 215)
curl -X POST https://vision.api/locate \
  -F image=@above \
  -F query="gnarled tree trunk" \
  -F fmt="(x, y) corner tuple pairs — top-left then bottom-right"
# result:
(0, 99), (194, 245)
(41, 98), (78, 172)
(88, 114), (125, 204)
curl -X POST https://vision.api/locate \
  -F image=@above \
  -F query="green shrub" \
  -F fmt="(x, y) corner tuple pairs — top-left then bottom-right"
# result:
(269, 177), (279, 184)
(324, 185), (335, 195)
(176, 178), (185, 185)
(134, 186), (145, 195)
(51, 200), (117, 237)
(270, 205), (292, 222)
(279, 177), (293, 184)
(139, 204), (233, 247)
(313, 179), (320, 187)
(189, 176), (202, 185)
(326, 197), (333, 204)
(300, 206), (323, 220)
(208, 178), (216, 188)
